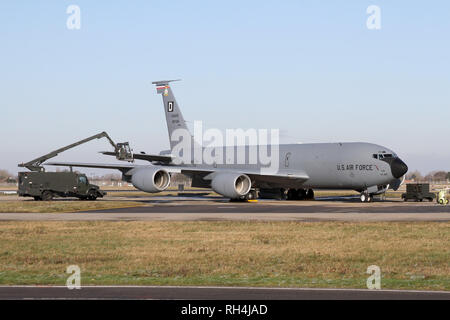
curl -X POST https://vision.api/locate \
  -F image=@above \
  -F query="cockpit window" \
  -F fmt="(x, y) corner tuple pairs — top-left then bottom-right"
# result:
(374, 153), (394, 160)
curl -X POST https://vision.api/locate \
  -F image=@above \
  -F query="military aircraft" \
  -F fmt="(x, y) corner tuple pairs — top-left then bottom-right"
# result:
(47, 80), (408, 202)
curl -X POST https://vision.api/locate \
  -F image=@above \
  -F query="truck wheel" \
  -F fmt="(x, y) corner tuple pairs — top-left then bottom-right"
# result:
(88, 190), (97, 201)
(41, 191), (53, 201)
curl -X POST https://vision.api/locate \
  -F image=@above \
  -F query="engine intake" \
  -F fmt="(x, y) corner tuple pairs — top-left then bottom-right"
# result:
(211, 172), (251, 199)
(130, 167), (170, 193)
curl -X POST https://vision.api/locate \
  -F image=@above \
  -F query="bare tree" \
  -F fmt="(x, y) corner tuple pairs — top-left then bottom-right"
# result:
(433, 171), (448, 181)
(406, 170), (423, 182)
(0, 169), (14, 183)
(423, 171), (434, 182)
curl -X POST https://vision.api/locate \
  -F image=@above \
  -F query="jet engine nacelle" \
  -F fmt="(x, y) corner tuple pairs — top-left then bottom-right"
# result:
(129, 167), (171, 193)
(211, 172), (251, 199)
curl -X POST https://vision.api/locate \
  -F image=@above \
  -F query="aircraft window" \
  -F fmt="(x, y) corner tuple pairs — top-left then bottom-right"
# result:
(375, 153), (393, 160)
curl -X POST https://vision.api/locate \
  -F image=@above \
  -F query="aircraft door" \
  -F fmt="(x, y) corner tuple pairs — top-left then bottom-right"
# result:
(285, 152), (292, 168)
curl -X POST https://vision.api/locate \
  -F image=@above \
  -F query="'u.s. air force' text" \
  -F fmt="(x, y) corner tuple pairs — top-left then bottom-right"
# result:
(337, 164), (375, 171)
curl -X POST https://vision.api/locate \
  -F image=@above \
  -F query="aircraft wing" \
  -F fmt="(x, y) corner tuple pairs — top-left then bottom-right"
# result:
(100, 151), (173, 164)
(179, 168), (309, 188)
(45, 162), (140, 172)
(44, 162), (309, 187)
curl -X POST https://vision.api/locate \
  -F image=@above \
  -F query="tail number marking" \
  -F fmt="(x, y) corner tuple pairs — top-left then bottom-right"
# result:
(168, 101), (174, 112)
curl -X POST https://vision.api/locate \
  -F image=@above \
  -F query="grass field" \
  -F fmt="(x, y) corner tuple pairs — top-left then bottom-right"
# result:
(0, 221), (448, 290)
(0, 201), (144, 213)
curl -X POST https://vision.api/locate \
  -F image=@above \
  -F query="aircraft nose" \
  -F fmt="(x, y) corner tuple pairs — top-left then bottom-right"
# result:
(390, 158), (408, 179)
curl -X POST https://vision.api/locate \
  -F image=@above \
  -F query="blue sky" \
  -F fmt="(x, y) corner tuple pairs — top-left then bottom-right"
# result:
(1, 1), (449, 175)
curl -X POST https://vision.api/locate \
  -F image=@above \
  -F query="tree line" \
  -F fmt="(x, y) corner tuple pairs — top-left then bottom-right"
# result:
(406, 170), (450, 182)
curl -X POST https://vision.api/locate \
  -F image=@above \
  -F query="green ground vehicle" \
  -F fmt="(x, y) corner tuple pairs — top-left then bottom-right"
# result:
(18, 171), (106, 201)
(401, 183), (436, 202)
(437, 189), (449, 205)
(16, 131), (132, 201)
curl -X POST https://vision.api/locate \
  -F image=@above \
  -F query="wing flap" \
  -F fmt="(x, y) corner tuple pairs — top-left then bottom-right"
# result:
(45, 162), (139, 171)
(100, 151), (173, 164)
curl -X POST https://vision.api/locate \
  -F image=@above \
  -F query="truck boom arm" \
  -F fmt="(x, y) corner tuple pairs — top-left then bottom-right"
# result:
(18, 131), (131, 171)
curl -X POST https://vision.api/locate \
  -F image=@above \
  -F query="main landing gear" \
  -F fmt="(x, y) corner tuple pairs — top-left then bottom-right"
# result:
(231, 189), (259, 202)
(287, 188), (315, 200)
(258, 188), (315, 201)
(360, 192), (373, 203)
(245, 189), (258, 201)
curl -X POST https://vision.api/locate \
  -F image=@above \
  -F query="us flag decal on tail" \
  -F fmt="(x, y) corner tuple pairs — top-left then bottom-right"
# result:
(156, 85), (169, 96)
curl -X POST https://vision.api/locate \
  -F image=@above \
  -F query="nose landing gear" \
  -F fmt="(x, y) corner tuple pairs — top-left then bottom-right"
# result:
(360, 192), (373, 203)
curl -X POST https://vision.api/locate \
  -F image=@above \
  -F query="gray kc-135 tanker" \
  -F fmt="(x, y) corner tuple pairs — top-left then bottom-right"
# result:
(47, 80), (408, 202)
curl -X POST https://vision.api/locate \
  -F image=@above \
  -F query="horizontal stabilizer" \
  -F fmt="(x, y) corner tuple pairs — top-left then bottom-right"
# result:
(151, 79), (181, 86)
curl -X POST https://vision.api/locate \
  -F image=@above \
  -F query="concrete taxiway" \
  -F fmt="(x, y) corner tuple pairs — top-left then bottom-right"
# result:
(0, 197), (449, 221)
(0, 286), (449, 300)
(1, 193), (450, 221)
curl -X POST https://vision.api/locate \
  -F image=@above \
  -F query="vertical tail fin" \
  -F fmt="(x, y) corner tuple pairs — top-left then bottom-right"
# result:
(152, 80), (192, 150)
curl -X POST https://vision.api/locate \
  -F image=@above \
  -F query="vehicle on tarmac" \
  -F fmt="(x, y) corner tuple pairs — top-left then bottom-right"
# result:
(17, 131), (131, 201)
(401, 183), (436, 202)
(18, 171), (106, 201)
(45, 80), (409, 203)
(437, 189), (449, 205)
